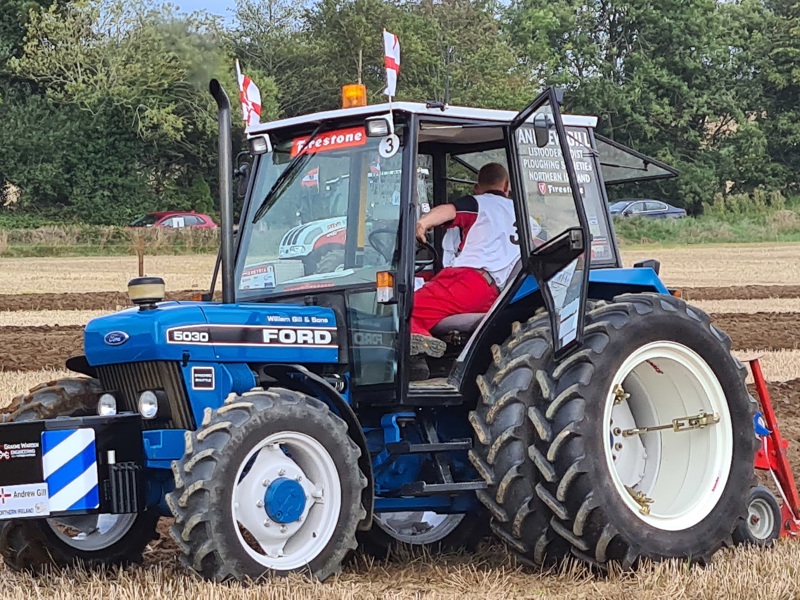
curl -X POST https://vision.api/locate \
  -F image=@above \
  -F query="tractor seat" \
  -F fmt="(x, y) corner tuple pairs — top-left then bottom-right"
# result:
(431, 313), (486, 337)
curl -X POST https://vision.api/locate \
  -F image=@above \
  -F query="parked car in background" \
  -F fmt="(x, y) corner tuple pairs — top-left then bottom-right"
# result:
(129, 211), (218, 229)
(609, 199), (687, 219)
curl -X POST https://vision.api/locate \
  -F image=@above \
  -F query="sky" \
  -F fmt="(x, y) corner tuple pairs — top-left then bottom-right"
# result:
(171, 0), (237, 20)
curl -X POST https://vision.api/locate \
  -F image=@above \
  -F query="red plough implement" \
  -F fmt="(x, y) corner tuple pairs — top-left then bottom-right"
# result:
(747, 357), (800, 540)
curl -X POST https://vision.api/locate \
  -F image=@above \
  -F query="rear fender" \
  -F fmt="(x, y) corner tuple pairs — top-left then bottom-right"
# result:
(258, 364), (373, 529)
(455, 268), (669, 402)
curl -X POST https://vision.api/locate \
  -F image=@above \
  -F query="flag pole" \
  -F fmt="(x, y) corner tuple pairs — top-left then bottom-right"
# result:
(383, 29), (395, 134)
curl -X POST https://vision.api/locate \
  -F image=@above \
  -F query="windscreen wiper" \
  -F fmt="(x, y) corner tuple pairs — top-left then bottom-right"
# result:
(251, 122), (326, 223)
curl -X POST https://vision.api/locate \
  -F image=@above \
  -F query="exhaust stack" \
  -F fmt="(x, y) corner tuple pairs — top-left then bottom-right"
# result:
(209, 79), (235, 304)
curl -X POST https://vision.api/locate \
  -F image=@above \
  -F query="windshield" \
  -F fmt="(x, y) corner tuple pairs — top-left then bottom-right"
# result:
(235, 124), (405, 298)
(609, 201), (630, 211)
(130, 214), (158, 226)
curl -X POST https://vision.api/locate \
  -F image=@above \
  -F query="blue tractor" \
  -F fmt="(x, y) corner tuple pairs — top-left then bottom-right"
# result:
(0, 82), (755, 581)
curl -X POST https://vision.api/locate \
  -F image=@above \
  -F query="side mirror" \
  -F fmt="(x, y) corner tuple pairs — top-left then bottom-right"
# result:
(533, 113), (551, 148)
(622, 209), (632, 216)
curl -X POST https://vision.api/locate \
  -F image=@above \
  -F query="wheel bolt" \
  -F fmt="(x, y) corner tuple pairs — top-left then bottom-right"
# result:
(256, 500), (264, 508)
(280, 525), (287, 533)
(263, 519), (271, 527)
(296, 475), (303, 482)
(614, 443), (623, 451)
(278, 469), (286, 476)
(613, 428), (622, 436)
(262, 479), (270, 487)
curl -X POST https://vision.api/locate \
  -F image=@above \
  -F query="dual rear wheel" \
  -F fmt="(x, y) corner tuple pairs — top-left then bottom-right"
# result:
(470, 293), (757, 568)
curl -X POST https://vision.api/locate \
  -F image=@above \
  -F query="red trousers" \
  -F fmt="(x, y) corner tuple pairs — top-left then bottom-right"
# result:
(411, 267), (499, 336)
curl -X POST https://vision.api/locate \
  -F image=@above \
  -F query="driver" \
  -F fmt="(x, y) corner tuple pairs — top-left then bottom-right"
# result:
(410, 163), (540, 377)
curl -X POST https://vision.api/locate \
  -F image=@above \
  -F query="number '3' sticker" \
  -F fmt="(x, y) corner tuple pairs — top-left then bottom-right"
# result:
(379, 134), (400, 158)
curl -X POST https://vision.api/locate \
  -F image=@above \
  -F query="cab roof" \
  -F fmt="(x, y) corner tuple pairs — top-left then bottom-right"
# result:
(247, 101), (598, 136)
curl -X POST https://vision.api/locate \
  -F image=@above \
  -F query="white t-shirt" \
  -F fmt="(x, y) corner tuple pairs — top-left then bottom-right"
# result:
(444, 192), (541, 290)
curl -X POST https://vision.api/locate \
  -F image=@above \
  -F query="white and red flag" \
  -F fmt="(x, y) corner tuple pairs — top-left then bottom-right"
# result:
(301, 167), (319, 188)
(383, 30), (400, 98)
(236, 59), (262, 128)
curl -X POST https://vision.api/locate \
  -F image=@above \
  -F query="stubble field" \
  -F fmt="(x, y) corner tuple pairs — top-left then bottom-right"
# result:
(2, 244), (800, 598)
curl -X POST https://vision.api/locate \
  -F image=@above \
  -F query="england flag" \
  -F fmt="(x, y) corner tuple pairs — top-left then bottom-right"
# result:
(383, 30), (400, 98)
(236, 59), (262, 128)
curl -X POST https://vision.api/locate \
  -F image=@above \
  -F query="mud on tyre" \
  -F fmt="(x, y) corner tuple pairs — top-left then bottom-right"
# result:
(528, 293), (757, 567)
(0, 378), (159, 572)
(168, 389), (367, 582)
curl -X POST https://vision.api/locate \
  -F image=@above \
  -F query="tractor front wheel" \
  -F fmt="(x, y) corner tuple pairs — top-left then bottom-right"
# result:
(168, 389), (367, 582)
(530, 294), (757, 567)
(0, 378), (159, 572)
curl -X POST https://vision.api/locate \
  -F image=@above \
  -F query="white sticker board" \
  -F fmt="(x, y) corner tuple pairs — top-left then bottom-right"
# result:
(0, 483), (50, 518)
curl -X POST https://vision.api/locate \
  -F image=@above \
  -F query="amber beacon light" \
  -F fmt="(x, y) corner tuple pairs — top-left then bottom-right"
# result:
(342, 84), (367, 108)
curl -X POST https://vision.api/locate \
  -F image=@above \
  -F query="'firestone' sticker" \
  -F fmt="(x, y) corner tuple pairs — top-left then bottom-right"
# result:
(291, 127), (366, 157)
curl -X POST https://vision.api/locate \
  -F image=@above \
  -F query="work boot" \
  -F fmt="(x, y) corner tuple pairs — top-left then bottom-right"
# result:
(409, 356), (430, 381)
(410, 333), (446, 358)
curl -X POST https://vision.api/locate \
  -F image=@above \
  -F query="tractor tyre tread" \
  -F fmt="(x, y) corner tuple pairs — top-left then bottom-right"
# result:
(167, 388), (367, 582)
(529, 293), (757, 568)
(468, 314), (570, 566)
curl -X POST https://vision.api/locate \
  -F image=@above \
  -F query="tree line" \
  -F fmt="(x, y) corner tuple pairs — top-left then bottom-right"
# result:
(0, 0), (797, 225)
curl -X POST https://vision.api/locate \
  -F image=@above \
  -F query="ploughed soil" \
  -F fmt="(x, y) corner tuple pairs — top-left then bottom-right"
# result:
(0, 325), (83, 371)
(0, 290), (220, 312)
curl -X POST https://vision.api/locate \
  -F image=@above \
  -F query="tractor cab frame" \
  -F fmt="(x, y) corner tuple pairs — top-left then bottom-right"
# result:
(232, 89), (676, 407)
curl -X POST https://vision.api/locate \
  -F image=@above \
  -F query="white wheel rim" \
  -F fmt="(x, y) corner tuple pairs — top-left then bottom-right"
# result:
(231, 431), (342, 571)
(47, 513), (138, 551)
(602, 341), (733, 531)
(747, 498), (775, 540)
(373, 511), (464, 545)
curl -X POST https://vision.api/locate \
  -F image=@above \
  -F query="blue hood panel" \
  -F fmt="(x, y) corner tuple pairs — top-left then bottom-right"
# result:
(84, 301), (339, 366)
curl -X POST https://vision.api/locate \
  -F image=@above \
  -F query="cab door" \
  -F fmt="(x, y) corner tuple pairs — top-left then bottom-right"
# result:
(506, 88), (592, 358)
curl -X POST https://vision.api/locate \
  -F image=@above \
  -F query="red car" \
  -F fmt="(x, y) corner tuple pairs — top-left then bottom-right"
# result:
(129, 211), (218, 229)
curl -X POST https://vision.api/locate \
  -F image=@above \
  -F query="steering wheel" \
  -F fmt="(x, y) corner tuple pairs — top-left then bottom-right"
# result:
(415, 239), (438, 274)
(367, 228), (396, 262)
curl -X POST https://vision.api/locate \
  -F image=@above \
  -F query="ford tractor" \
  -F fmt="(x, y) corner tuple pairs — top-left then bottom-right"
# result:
(0, 81), (756, 581)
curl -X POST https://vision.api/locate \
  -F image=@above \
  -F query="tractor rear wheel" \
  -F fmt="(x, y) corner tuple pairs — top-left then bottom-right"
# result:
(168, 389), (367, 582)
(529, 294), (756, 567)
(468, 314), (569, 566)
(0, 378), (159, 572)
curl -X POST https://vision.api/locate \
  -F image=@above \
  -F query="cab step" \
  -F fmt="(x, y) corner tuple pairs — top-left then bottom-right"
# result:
(397, 480), (487, 496)
(385, 438), (472, 455)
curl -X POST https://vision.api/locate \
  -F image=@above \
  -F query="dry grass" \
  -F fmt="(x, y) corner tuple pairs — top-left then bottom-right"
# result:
(0, 243), (795, 294)
(621, 243), (800, 288)
(693, 299), (800, 314)
(0, 543), (794, 600)
(0, 255), (216, 294)
(0, 310), (110, 327)
(735, 350), (800, 383)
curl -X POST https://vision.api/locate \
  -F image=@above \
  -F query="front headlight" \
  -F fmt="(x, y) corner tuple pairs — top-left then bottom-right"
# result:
(288, 245), (305, 255)
(97, 393), (117, 416)
(138, 391), (159, 420)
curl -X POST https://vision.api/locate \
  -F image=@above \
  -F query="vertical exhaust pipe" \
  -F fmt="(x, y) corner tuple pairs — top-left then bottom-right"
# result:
(209, 79), (235, 304)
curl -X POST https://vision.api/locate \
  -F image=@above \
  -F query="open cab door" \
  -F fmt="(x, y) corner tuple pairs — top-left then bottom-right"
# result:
(507, 88), (592, 359)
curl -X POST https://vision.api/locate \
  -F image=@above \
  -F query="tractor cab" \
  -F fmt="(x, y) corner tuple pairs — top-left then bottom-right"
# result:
(235, 89), (676, 403)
